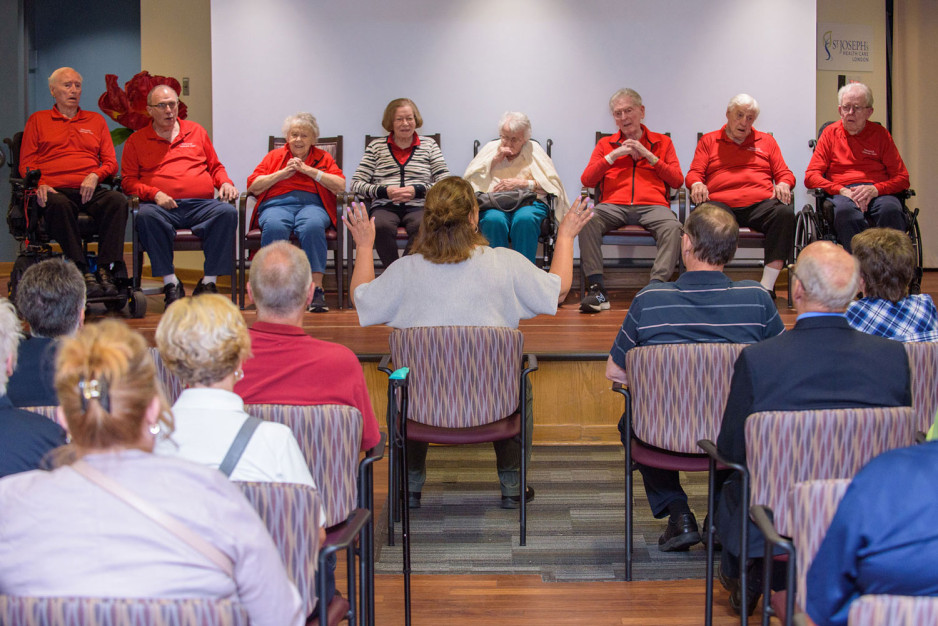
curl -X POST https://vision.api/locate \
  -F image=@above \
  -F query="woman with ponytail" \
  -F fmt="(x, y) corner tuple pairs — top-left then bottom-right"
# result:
(0, 320), (303, 626)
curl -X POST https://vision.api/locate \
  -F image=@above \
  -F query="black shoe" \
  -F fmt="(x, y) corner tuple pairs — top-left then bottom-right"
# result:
(163, 281), (185, 307)
(501, 486), (535, 509)
(701, 514), (722, 551)
(408, 492), (421, 509)
(308, 286), (329, 313)
(84, 273), (104, 299)
(726, 560), (762, 617)
(95, 266), (119, 297)
(579, 283), (610, 313)
(658, 512), (701, 552)
(192, 279), (218, 296)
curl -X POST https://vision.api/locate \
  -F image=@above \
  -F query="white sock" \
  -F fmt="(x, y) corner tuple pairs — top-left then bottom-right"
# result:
(162, 274), (178, 286)
(760, 266), (781, 291)
(202, 275), (218, 285)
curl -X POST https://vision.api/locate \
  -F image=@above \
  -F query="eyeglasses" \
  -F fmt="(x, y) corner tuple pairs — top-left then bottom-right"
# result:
(394, 116), (415, 124)
(840, 105), (870, 114)
(148, 102), (178, 111)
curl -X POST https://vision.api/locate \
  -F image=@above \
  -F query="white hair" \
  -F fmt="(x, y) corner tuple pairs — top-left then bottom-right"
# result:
(0, 299), (23, 395)
(498, 112), (532, 141)
(609, 88), (643, 111)
(726, 93), (760, 118)
(838, 83), (873, 108)
(282, 112), (320, 142)
(48, 67), (81, 88)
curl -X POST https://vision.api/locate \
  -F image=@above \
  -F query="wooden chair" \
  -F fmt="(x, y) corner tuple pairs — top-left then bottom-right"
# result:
(614, 342), (746, 581)
(471, 138), (557, 269)
(244, 404), (384, 626)
(346, 133), (442, 308)
(579, 131), (686, 297)
(237, 135), (347, 310)
(0, 595), (250, 626)
(699, 406), (917, 626)
(903, 342), (938, 433)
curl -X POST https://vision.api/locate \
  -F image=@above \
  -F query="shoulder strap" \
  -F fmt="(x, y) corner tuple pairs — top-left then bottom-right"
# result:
(71, 460), (234, 577)
(218, 416), (262, 478)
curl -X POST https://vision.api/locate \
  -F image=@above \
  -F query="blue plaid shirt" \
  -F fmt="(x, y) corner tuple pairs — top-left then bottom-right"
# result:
(845, 294), (938, 342)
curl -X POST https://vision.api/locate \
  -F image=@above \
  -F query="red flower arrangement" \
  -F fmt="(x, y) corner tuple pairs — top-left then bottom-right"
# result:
(98, 71), (188, 144)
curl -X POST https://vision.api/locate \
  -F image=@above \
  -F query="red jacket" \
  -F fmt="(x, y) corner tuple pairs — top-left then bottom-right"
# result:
(19, 106), (118, 188)
(686, 126), (795, 208)
(247, 146), (344, 227)
(580, 126), (683, 207)
(804, 120), (909, 196)
(121, 119), (233, 201)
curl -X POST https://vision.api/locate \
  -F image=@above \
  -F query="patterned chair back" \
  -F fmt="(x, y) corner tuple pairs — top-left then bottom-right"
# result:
(903, 342), (938, 433)
(746, 406), (916, 537)
(22, 405), (59, 422)
(149, 347), (184, 404)
(0, 595), (249, 626)
(389, 327), (523, 428)
(624, 343), (746, 453)
(848, 594), (938, 625)
(791, 478), (851, 613)
(244, 404), (362, 527)
(235, 481), (322, 617)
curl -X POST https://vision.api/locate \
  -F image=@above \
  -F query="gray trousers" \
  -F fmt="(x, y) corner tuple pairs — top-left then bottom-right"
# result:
(578, 203), (682, 283)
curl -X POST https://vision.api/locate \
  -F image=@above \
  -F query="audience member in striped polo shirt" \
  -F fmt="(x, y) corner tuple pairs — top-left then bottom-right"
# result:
(606, 204), (783, 553)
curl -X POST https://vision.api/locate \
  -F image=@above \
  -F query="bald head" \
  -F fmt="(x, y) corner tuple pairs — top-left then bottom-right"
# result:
(792, 241), (860, 313)
(248, 241), (312, 320)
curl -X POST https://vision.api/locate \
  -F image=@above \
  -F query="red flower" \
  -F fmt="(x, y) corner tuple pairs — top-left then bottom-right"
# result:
(98, 71), (188, 132)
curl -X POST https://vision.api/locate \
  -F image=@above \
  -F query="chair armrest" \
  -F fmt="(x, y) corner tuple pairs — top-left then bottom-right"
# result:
(322, 508), (371, 553)
(916, 430), (927, 444)
(697, 439), (748, 475)
(611, 381), (629, 398)
(378, 354), (392, 377)
(522, 353), (538, 377)
(750, 505), (793, 554)
(751, 504), (797, 621)
(362, 432), (387, 465)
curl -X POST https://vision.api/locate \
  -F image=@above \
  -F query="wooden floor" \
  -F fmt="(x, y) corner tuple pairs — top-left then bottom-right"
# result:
(57, 268), (938, 623)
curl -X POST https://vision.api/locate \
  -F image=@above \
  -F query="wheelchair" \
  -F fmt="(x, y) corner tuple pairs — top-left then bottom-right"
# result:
(3, 133), (147, 317)
(795, 122), (923, 293)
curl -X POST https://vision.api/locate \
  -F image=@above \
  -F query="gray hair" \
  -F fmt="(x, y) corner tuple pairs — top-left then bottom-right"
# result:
(0, 299), (23, 395)
(838, 83), (873, 108)
(726, 93), (760, 118)
(146, 84), (178, 106)
(48, 67), (81, 88)
(249, 241), (312, 316)
(609, 88), (643, 112)
(498, 111), (532, 141)
(282, 112), (320, 143)
(793, 241), (861, 311)
(15, 258), (85, 337)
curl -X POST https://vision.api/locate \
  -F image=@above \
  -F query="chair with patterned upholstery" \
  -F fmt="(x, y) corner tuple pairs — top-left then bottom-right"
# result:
(238, 135), (347, 310)
(903, 342), (938, 434)
(148, 347), (183, 404)
(381, 326), (536, 547)
(21, 405), (58, 422)
(848, 594), (938, 625)
(243, 404), (381, 626)
(699, 406), (917, 626)
(0, 595), (250, 626)
(751, 478), (851, 625)
(614, 342), (746, 581)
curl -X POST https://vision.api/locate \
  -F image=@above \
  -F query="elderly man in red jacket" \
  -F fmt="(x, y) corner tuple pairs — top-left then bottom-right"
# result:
(19, 67), (128, 298)
(121, 84), (238, 307)
(804, 82), (910, 253)
(686, 93), (795, 296)
(579, 88), (683, 313)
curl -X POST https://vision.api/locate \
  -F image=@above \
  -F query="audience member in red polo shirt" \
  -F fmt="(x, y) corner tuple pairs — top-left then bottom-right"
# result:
(578, 87), (683, 313)
(686, 94), (796, 295)
(804, 82), (910, 252)
(19, 67), (127, 299)
(121, 85), (238, 307)
(234, 241), (381, 452)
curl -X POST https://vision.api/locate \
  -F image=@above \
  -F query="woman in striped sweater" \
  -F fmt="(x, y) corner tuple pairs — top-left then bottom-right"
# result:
(351, 98), (450, 267)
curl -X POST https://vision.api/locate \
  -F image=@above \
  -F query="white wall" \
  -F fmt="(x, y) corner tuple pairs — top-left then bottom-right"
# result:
(211, 0), (817, 216)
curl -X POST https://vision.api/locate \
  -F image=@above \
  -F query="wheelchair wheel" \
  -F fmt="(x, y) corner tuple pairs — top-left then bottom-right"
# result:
(129, 290), (147, 318)
(907, 207), (924, 295)
(793, 206), (818, 262)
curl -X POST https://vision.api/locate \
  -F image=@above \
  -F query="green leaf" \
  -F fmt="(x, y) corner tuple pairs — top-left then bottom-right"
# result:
(111, 127), (134, 146)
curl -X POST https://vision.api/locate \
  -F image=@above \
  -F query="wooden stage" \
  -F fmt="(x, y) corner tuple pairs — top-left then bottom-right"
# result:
(97, 267), (818, 445)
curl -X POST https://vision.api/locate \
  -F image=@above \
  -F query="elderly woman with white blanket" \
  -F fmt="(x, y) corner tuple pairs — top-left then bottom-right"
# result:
(463, 112), (569, 263)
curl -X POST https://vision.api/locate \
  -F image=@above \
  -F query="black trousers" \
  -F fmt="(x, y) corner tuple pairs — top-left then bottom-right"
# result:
(703, 198), (794, 265)
(371, 204), (422, 268)
(42, 187), (128, 268)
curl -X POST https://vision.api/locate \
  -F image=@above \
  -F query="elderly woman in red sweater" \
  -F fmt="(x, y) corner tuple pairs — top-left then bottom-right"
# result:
(246, 112), (345, 312)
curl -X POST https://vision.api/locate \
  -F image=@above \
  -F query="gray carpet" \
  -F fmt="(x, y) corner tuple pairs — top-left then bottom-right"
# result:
(374, 444), (715, 582)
